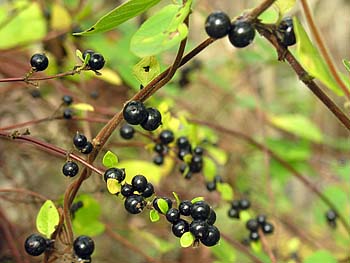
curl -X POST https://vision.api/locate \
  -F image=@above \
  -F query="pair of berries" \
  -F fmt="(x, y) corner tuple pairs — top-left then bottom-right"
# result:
(205, 11), (256, 48)
(246, 215), (274, 242)
(82, 49), (105, 71)
(206, 175), (223, 192)
(153, 129), (175, 165)
(123, 101), (162, 131)
(62, 95), (74, 119)
(227, 198), (250, 219)
(73, 132), (94, 155)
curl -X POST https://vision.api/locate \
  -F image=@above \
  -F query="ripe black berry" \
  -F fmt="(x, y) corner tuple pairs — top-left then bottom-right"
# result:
(154, 143), (165, 154)
(153, 197), (172, 214)
(159, 130), (174, 144)
(257, 214), (266, 226)
(82, 49), (94, 59)
(326, 209), (337, 222)
(239, 199), (250, 210)
(121, 183), (134, 197)
(190, 220), (209, 239)
(141, 183), (154, 198)
(191, 201), (211, 220)
(246, 219), (259, 232)
(231, 200), (240, 210)
(153, 155), (164, 166)
(207, 209), (216, 225)
(228, 208), (240, 219)
(278, 17), (296, 47)
(88, 53), (105, 70)
(172, 219), (189, 237)
(24, 234), (48, 256)
(81, 141), (93, 154)
(193, 146), (204, 156)
(103, 168), (125, 183)
(73, 133), (88, 150)
(62, 161), (79, 177)
(177, 136), (191, 150)
(63, 108), (73, 119)
(214, 175), (223, 183)
(119, 124), (135, 140)
(179, 163), (187, 174)
(30, 53), (49, 71)
(131, 175), (148, 192)
(205, 11), (231, 39)
(184, 171), (193, 180)
(178, 149), (191, 161)
(249, 231), (259, 241)
(200, 225), (220, 247)
(166, 208), (180, 223)
(73, 235), (95, 259)
(123, 101), (148, 125)
(228, 20), (255, 48)
(189, 155), (203, 173)
(206, 181), (216, 192)
(124, 194), (146, 214)
(262, 222), (274, 234)
(141, 107), (162, 131)
(179, 200), (192, 216)
(62, 95), (73, 105)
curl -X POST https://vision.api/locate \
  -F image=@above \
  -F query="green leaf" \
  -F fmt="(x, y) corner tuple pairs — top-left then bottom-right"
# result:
(191, 197), (204, 204)
(149, 209), (160, 222)
(106, 178), (121, 194)
(206, 146), (228, 165)
(304, 250), (337, 263)
(268, 114), (323, 142)
(71, 103), (94, 112)
(258, 8), (278, 24)
(76, 49), (84, 62)
(36, 200), (59, 238)
(102, 151), (119, 168)
(343, 59), (350, 72)
(293, 17), (343, 96)
(216, 183), (234, 201)
(180, 232), (195, 247)
(72, 194), (105, 237)
(157, 198), (169, 214)
(172, 192), (181, 206)
(211, 239), (236, 262)
(240, 211), (251, 223)
(133, 56), (160, 86)
(266, 138), (311, 161)
(322, 186), (347, 212)
(130, 2), (191, 57)
(250, 240), (262, 253)
(75, 0), (161, 35)
(203, 157), (217, 182)
(274, 0), (296, 17)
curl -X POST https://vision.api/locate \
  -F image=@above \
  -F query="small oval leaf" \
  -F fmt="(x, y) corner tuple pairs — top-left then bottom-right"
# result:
(180, 232), (194, 248)
(36, 200), (59, 238)
(216, 183), (234, 201)
(203, 157), (217, 182)
(158, 198), (169, 214)
(71, 103), (95, 112)
(150, 209), (160, 222)
(107, 178), (121, 194)
(133, 56), (160, 86)
(191, 197), (204, 204)
(102, 151), (119, 168)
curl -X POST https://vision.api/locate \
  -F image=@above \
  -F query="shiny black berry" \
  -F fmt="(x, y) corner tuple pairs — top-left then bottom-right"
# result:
(120, 124), (135, 140)
(278, 17), (296, 47)
(178, 149), (191, 161)
(177, 136), (191, 150)
(153, 155), (164, 166)
(88, 53), (105, 70)
(257, 214), (266, 226)
(326, 209), (337, 222)
(141, 107), (162, 131)
(30, 53), (49, 71)
(124, 194), (146, 214)
(189, 155), (203, 173)
(73, 235), (95, 259)
(73, 133), (88, 150)
(62, 95), (73, 105)
(228, 20), (256, 48)
(228, 208), (240, 219)
(153, 197), (172, 214)
(121, 183), (134, 197)
(172, 219), (189, 237)
(239, 199), (250, 210)
(200, 225), (220, 247)
(205, 11), (231, 39)
(207, 209), (216, 225)
(246, 219), (259, 232)
(24, 234), (48, 256)
(159, 130), (174, 144)
(231, 200), (240, 210)
(62, 161), (79, 177)
(179, 200), (192, 216)
(191, 201), (211, 220)
(82, 49), (94, 59)
(141, 183), (154, 198)
(206, 181), (216, 192)
(103, 168), (125, 183)
(249, 231), (259, 241)
(154, 143), (165, 154)
(166, 208), (180, 223)
(193, 146), (204, 156)
(81, 141), (93, 154)
(63, 108), (73, 119)
(123, 101), (148, 125)
(262, 222), (274, 234)
(190, 220), (209, 239)
(131, 175), (148, 192)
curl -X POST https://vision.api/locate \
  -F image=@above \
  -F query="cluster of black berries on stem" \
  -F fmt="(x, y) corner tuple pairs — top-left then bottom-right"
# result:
(73, 132), (94, 155)
(228, 198), (251, 219)
(245, 215), (274, 242)
(153, 129), (174, 165)
(82, 49), (105, 71)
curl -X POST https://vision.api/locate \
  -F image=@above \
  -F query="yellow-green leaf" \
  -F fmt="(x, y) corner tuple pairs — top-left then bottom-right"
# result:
(216, 183), (234, 201)
(180, 232), (195, 248)
(95, 68), (122, 85)
(36, 200), (59, 238)
(157, 198), (169, 214)
(102, 151), (119, 168)
(106, 178), (120, 194)
(71, 103), (94, 112)
(274, 0), (296, 17)
(150, 210), (160, 222)
(51, 3), (71, 30)
(203, 157), (217, 182)
(133, 56), (160, 86)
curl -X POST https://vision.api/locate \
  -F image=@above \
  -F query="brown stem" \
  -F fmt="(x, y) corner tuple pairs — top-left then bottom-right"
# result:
(0, 188), (48, 201)
(258, 228), (277, 263)
(299, 0), (350, 100)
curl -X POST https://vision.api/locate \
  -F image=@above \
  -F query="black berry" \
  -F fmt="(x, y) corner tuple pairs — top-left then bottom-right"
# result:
(228, 208), (240, 219)
(239, 199), (250, 210)
(249, 231), (259, 241)
(177, 136), (191, 150)
(191, 201), (211, 220)
(153, 155), (164, 166)
(189, 155), (203, 173)
(179, 200), (192, 216)
(120, 124), (135, 140)
(326, 209), (337, 222)
(63, 108), (73, 119)
(24, 234), (48, 256)
(73, 235), (95, 259)
(246, 219), (259, 232)
(30, 53), (49, 71)
(141, 107), (162, 131)
(231, 200), (240, 210)
(121, 183), (134, 197)
(103, 168), (125, 183)
(166, 208), (180, 223)
(123, 101), (148, 125)
(205, 11), (231, 39)
(262, 222), (274, 234)
(81, 141), (93, 154)
(141, 183), (154, 198)
(124, 194), (146, 214)
(190, 220), (209, 239)
(228, 20), (255, 48)
(131, 175), (148, 192)
(82, 49), (94, 59)
(278, 17), (296, 47)
(206, 181), (216, 192)
(193, 146), (204, 156)
(214, 175), (223, 183)
(257, 214), (266, 226)
(154, 143), (165, 154)
(62, 95), (73, 105)
(88, 53), (105, 70)
(73, 133), (88, 150)
(200, 225), (220, 247)
(172, 219), (189, 237)
(207, 209), (216, 225)
(159, 130), (174, 144)
(178, 149), (191, 161)
(62, 161), (79, 177)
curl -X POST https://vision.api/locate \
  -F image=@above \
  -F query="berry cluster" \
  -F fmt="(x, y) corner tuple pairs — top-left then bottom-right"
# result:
(245, 215), (274, 242)
(62, 95), (74, 119)
(24, 234), (51, 257)
(277, 17), (296, 47)
(153, 129), (174, 165)
(30, 53), (49, 72)
(205, 11), (256, 48)
(325, 209), (338, 228)
(123, 101), (162, 131)
(82, 49), (105, 71)
(227, 198), (250, 219)
(73, 132), (94, 155)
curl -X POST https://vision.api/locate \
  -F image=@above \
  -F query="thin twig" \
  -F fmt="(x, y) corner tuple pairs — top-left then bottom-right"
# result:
(258, 228), (277, 263)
